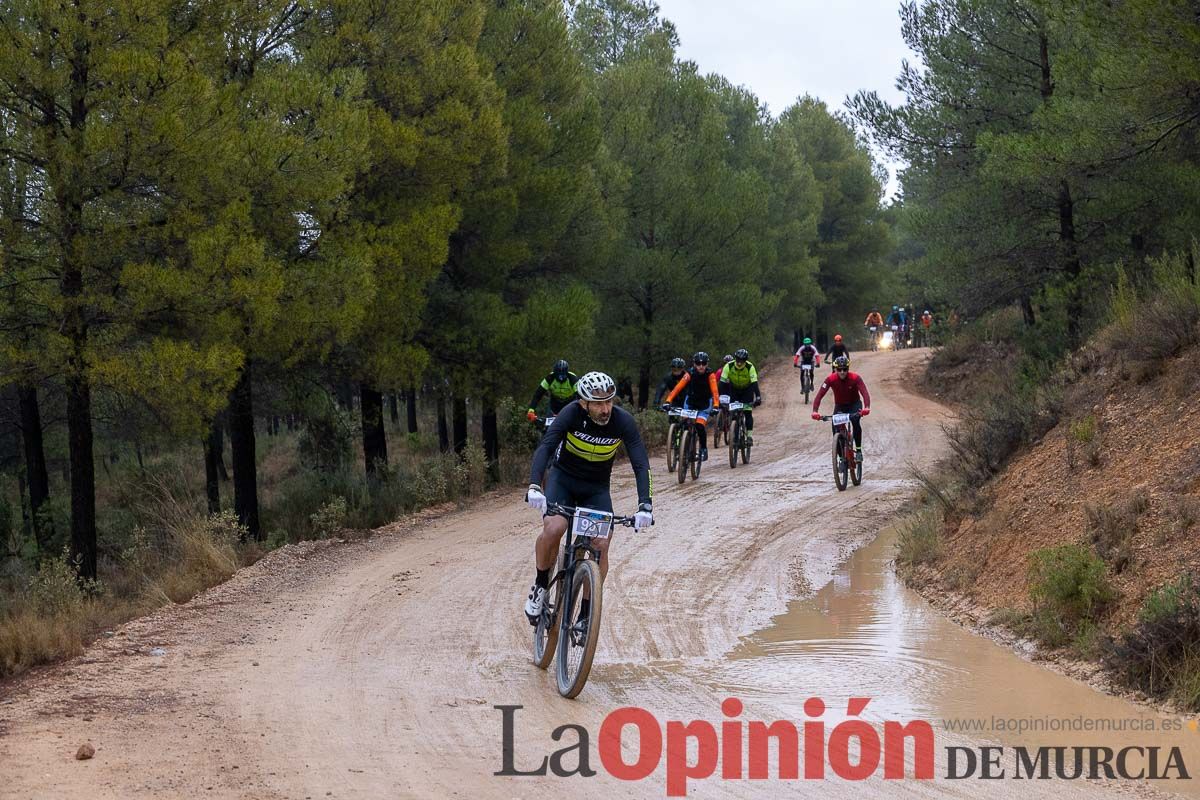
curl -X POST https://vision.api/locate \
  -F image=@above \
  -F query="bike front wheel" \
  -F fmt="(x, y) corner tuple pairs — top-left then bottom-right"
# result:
(666, 422), (679, 473)
(556, 559), (602, 699)
(833, 434), (848, 491)
(533, 574), (562, 669)
(728, 415), (739, 469)
(678, 427), (693, 484)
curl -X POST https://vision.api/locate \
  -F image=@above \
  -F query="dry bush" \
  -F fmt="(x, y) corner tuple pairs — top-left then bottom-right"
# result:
(1086, 493), (1148, 573)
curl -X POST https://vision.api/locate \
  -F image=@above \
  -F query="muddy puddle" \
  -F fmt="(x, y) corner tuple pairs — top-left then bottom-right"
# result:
(692, 526), (1200, 795)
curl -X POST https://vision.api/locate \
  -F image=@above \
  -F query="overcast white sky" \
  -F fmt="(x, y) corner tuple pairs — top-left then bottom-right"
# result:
(654, 0), (916, 197)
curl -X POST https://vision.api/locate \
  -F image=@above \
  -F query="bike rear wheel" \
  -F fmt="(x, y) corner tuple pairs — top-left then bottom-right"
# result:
(712, 411), (724, 448)
(533, 574), (562, 669)
(666, 422), (679, 473)
(833, 433), (848, 491)
(678, 427), (693, 484)
(556, 559), (602, 698)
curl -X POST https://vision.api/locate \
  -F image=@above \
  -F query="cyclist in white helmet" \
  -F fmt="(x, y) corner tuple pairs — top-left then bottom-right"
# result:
(523, 371), (653, 624)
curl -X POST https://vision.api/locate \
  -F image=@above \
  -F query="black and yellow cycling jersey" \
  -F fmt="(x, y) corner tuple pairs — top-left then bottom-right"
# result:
(530, 401), (652, 506)
(719, 360), (759, 391)
(528, 371), (579, 415)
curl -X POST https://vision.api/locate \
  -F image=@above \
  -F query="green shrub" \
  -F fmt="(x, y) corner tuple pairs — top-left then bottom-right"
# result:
(1068, 414), (1096, 444)
(1027, 545), (1113, 640)
(310, 497), (348, 538)
(29, 552), (89, 616)
(1106, 252), (1200, 378)
(632, 407), (669, 452)
(1105, 572), (1200, 710)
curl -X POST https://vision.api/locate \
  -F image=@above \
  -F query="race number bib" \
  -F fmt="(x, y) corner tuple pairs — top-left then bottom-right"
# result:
(728, 401), (744, 411)
(572, 507), (613, 539)
(677, 408), (699, 419)
(832, 413), (852, 426)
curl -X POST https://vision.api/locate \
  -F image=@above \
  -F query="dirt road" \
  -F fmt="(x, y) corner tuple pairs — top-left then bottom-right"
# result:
(1, 350), (1186, 798)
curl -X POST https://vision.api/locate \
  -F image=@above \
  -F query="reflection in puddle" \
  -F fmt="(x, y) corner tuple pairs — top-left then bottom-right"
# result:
(696, 528), (1200, 796)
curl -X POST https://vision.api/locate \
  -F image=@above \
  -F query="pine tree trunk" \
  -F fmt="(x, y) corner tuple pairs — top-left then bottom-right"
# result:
(482, 398), (499, 483)
(335, 381), (354, 411)
(203, 429), (221, 514)
(452, 397), (468, 455)
(405, 387), (418, 434)
(388, 393), (400, 425)
(436, 394), (450, 453)
(228, 365), (261, 541)
(212, 417), (230, 481)
(18, 385), (54, 553)
(360, 382), (388, 474)
(66, 373), (97, 579)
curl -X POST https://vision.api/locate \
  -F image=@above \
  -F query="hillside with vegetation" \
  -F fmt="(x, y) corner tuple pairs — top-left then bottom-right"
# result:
(846, 0), (1200, 709)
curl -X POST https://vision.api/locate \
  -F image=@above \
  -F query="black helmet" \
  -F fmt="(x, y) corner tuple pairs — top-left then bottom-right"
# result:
(553, 359), (569, 377)
(833, 355), (851, 371)
(734, 348), (749, 361)
(692, 351), (709, 365)
(670, 357), (686, 369)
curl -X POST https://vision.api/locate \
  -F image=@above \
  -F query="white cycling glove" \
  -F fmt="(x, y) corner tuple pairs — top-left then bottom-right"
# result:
(526, 484), (546, 513)
(633, 504), (653, 531)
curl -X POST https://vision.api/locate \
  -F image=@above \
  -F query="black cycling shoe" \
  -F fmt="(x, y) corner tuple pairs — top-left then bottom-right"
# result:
(700, 447), (709, 461)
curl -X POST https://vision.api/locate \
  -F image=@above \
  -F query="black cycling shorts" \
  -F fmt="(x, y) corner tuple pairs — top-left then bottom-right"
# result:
(544, 465), (613, 516)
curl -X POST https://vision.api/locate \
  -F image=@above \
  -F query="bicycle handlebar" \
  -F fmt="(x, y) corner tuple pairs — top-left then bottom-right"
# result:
(818, 413), (862, 422)
(547, 502), (636, 526)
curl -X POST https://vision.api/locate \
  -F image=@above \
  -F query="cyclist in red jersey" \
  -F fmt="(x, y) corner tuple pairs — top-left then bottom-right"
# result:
(811, 355), (871, 464)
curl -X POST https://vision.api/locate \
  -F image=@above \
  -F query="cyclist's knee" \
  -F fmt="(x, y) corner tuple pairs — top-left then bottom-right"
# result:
(540, 515), (568, 541)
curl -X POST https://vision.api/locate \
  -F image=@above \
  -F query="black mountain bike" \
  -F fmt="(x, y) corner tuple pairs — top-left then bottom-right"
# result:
(797, 363), (815, 403)
(818, 412), (862, 491)
(672, 407), (704, 483)
(532, 503), (636, 698)
(726, 400), (753, 468)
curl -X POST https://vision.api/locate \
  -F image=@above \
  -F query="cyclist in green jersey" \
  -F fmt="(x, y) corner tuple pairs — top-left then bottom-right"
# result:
(718, 348), (762, 444)
(527, 359), (579, 422)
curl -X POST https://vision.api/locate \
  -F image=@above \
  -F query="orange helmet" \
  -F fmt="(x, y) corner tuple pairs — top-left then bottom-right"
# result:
(834, 334), (843, 343)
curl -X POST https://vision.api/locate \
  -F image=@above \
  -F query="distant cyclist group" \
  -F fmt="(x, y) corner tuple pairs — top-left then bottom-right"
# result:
(862, 305), (935, 350)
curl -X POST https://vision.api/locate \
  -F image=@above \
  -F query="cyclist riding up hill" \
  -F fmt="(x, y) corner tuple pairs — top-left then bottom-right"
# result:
(865, 310), (884, 328)
(826, 334), (850, 369)
(524, 372), (653, 624)
(527, 359), (579, 422)
(793, 337), (820, 367)
(653, 357), (687, 407)
(662, 352), (721, 462)
(812, 355), (871, 465)
(719, 348), (762, 445)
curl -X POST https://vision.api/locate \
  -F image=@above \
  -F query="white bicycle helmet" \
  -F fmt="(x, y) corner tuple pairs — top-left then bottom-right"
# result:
(576, 371), (616, 401)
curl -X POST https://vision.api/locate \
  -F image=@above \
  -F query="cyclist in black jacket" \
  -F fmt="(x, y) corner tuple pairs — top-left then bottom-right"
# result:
(653, 357), (687, 406)
(523, 372), (653, 624)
